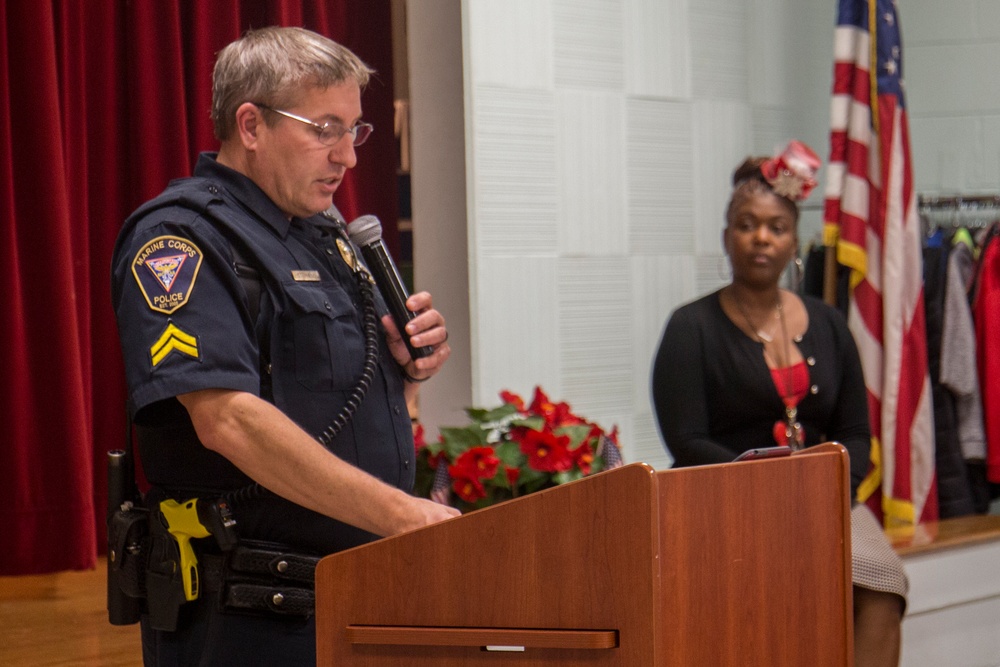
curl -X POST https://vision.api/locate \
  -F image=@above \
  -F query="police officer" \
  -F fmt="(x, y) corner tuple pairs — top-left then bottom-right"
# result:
(111, 26), (459, 666)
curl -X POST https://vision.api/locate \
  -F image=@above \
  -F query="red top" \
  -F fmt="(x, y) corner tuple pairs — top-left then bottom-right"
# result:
(974, 232), (1000, 482)
(770, 361), (809, 446)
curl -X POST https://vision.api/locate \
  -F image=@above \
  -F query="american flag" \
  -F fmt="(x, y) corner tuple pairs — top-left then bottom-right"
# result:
(823, 0), (936, 528)
(429, 462), (452, 506)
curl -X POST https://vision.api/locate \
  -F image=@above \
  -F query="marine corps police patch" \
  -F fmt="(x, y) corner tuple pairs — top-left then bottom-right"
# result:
(131, 236), (203, 314)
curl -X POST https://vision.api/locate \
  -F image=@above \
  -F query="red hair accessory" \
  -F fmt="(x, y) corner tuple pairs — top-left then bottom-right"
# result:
(760, 140), (821, 202)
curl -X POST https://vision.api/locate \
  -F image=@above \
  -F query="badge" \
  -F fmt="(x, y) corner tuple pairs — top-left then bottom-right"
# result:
(149, 322), (200, 367)
(131, 236), (203, 314)
(336, 238), (358, 271)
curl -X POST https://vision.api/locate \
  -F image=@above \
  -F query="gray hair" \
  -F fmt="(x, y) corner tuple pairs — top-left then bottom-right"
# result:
(211, 26), (374, 141)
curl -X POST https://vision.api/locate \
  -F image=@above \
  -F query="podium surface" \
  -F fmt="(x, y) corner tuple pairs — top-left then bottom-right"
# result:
(316, 444), (852, 665)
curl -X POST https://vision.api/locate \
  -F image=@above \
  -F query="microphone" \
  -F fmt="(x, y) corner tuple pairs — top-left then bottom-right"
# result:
(347, 215), (434, 360)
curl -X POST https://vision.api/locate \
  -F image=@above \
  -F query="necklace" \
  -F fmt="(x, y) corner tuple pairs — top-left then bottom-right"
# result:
(732, 290), (782, 344)
(774, 299), (805, 450)
(731, 288), (805, 450)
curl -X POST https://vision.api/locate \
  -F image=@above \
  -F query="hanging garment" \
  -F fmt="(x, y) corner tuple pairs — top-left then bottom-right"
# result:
(972, 225), (1000, 485)
(940, 238), (990, 513)
(924, 240), (975, 517)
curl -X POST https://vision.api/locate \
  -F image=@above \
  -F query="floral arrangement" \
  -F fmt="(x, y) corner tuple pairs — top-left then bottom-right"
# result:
(414, 387), (623, 512)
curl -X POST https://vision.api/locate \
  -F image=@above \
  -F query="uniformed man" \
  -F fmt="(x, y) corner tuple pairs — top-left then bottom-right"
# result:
(111, 26), (459, 665)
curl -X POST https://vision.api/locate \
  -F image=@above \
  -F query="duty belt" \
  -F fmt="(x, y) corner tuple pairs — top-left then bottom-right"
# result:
(201, 540), (320, 618)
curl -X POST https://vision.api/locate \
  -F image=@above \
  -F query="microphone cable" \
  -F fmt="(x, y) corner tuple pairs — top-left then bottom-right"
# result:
(226, 266), (380, 511)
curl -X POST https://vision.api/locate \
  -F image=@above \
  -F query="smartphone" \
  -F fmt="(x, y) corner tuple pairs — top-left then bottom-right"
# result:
(732, 446), (793, 462)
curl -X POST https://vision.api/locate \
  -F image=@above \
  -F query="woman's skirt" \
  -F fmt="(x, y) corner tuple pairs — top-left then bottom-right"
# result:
(851, 502), (909, 606)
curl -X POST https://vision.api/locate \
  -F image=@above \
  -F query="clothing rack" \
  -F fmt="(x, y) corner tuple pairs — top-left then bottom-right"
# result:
(918, 194), (1000, 229)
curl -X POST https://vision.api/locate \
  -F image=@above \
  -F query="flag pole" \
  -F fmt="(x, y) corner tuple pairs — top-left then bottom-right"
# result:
(822, 242), (838, 306)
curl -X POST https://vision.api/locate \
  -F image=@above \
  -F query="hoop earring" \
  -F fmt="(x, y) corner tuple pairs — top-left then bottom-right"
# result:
(717, 254), (732, 281)
(792, 254), (804, 293)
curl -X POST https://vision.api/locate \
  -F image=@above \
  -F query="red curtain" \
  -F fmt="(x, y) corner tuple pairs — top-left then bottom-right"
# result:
(0, 0), (398, 575)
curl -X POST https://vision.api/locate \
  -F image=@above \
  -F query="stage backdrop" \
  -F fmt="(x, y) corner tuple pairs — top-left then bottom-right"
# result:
(0, 0), (399, 575)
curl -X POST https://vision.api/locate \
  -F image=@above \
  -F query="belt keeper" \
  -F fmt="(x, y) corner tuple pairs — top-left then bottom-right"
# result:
(224, 582), (315, 617)
(228, 541), (320, 585)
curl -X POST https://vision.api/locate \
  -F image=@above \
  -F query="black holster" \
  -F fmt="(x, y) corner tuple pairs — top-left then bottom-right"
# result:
(107, 448), (148, 626)
(106, 499), (149, 625)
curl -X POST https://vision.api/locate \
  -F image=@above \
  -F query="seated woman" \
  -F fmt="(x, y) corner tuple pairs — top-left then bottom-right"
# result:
(651, 141), (908, 667)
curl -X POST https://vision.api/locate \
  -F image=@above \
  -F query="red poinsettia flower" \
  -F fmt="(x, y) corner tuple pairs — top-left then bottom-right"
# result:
(505, 465), (520, 488)
(572, 442), (594, 475)
(528, 387), (556, 424)
(551, 401), (586, 427)
(520, 428), (573, 473)
(450, 473), (486, 503)
(450, 446), (500, 480)
(412, 422), (427, 451)
(528, 386), (585, 427)
(499, 390), (525, 412)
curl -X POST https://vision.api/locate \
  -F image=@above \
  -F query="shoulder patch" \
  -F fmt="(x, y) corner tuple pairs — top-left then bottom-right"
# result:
(150, 322), (201, 367)
(131, 236), (204, 313)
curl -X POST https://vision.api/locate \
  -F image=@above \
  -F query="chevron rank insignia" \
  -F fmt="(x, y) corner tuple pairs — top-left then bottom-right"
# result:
(150, 322), (200, 367)
(131, 236), (203, 314)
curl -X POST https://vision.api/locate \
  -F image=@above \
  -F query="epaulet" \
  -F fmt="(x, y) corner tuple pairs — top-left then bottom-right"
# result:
(125, 177), (225, 225)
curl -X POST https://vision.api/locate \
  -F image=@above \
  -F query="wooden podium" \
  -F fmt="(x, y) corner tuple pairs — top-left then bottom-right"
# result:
(315, 443), (853, 665)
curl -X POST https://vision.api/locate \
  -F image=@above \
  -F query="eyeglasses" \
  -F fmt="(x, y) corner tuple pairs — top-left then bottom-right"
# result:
(254, 104), (374, 147)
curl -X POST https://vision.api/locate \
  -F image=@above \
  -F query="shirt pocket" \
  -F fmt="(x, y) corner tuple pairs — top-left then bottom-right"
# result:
(281, 281), (365, 392)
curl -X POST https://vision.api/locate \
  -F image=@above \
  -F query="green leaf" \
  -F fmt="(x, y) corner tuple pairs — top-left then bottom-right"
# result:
(552, 469), (584, 485)
(555, 424), (593, 448)
(466, 403), (519, 424)
(510, 415), (545, 430)
(424, 440), (446, 457)
(518, 467), (551, 494)
(494, 441), (524, 468)
(589, 456), (606, 475)
(489, 467), (511, 491)
(438, 426), (488, 459)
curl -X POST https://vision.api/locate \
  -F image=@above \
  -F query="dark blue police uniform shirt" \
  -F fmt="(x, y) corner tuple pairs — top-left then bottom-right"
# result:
(111, 153), (414, 554)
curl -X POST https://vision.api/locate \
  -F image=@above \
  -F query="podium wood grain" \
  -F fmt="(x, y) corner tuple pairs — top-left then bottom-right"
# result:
(315, 444), (852, 666)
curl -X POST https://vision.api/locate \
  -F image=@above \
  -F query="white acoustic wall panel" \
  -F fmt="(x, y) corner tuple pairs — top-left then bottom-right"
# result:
(555, 91), (627, 255)
(630, 411), (673, 472)
(751, 105), (795, 157)
(691, 100), (752, 255)
(629, 253), (697, 474)
(979, 1), (1000, 38)
(898, 0), (1000, 195)
(904, 0), (978, 42)
(689, 0), (748, 100)
(474, 256), (561, 405)
(909, 115), (1000, 195)
(623, 0), (692, 99)
(453, 0), (832, 470)
(472, 85), (558, 256)
(906, 43), (1000, 115)
(553, 0), (624, 91)
(466, 0), (554, 89)
(627, 98), (696, 255)
(696, 254), (730, 298)
(974, 115), (1000, 192)
(557, 257), (633, 419)
(747, 0), (794, 109)
(630, 255), (696, 409)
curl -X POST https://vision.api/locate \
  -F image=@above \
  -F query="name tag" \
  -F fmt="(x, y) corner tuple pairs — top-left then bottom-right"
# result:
(291, 270), (321, 282)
